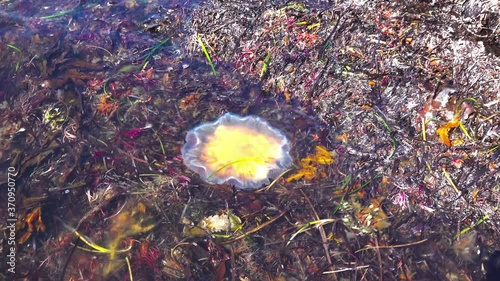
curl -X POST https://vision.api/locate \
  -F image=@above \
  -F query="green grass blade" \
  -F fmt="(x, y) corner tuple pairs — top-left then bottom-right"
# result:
(141, 38), (169, 70)
(6, 44), (21, 52)
(197, 34), (217, 77)
(40, 3), (89, 20)
(260, 51), (271, 77)
(374, 111), (397, 159)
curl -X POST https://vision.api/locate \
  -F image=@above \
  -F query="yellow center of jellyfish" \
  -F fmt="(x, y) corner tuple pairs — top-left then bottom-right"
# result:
(201, 124), (283, 182)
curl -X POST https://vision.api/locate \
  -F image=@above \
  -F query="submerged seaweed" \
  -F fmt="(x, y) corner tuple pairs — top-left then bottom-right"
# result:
(0, 0), (498, 280)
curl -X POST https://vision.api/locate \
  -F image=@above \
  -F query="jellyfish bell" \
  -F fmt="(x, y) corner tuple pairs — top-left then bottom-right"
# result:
(181, 113), (293, 189)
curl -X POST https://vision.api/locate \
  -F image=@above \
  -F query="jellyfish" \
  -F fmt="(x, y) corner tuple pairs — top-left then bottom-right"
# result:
(181, 113), (293, 189)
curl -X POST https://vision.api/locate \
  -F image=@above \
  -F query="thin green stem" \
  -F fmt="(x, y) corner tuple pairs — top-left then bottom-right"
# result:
(197, 34), (217, 77)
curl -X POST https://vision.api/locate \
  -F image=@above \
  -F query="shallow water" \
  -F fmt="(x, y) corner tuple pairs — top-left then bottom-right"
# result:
(0, 0), (325, 279)
(2, 1), (498, 280)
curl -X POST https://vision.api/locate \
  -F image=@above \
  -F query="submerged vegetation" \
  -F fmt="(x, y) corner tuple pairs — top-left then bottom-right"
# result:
(0, 0), (499, 280)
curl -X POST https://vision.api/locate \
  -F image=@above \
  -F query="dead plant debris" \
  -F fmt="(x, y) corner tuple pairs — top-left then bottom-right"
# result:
(0, 0), (498, 280)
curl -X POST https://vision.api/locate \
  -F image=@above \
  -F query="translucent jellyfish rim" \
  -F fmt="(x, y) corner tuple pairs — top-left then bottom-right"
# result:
(181, 113), (293, 189)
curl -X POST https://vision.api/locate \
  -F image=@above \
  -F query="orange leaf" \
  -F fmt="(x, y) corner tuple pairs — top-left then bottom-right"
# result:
(17, 207), (45, 244)
(96, 96), (119, 115)
(314, 146), (335, 164)
(436, 116), (460, 146)
(286, 165), (316, 182)
(336, 133), (349, 143)
(286, 145), (335, 182)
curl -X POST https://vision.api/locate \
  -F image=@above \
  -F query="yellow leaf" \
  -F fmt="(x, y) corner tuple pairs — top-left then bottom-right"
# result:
(286, 165), (316, 182)
(314, 145), (335, 164)
(286, 145), (335, 182)
(436, 116), (460, 146)
(336, 133), (349, 143)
